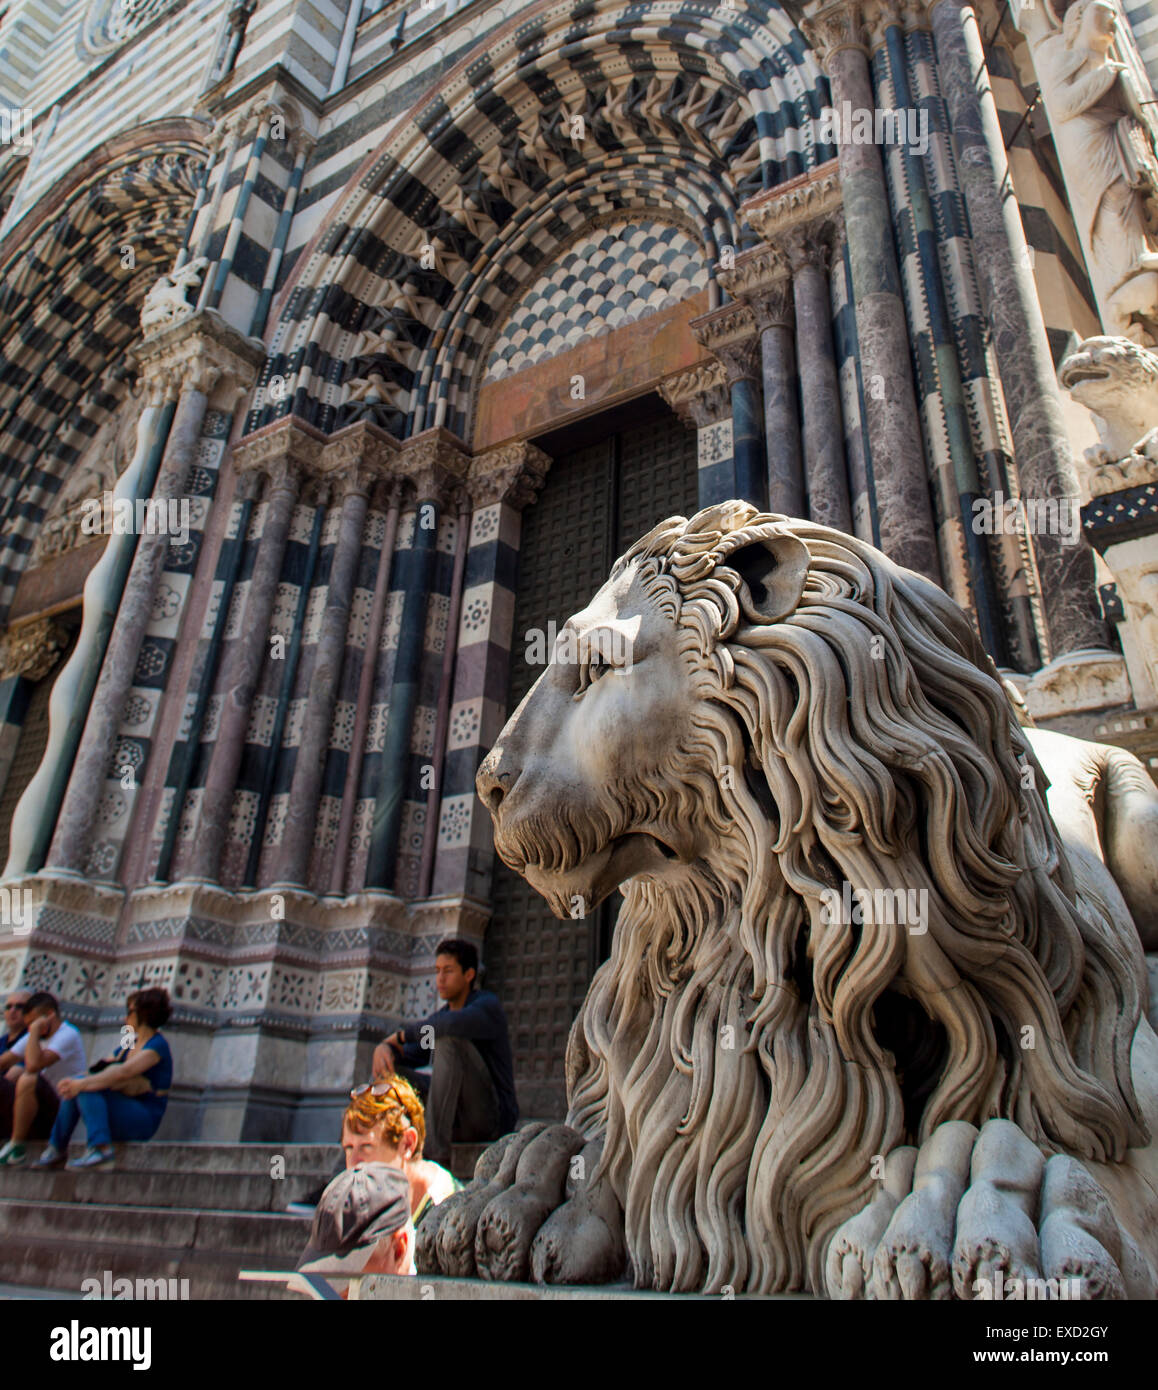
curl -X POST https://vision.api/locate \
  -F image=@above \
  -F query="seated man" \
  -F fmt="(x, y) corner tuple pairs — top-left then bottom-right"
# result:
(380, 938), (517, 1167)
(343, 1076), (459, 1224)
(0, 991), (87, 1166)
(0, 991), (29, 1052)
(297, 1164), (415, 1295)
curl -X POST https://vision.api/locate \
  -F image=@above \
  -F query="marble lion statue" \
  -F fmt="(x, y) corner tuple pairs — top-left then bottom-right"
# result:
(418, 501), (1158, 1299)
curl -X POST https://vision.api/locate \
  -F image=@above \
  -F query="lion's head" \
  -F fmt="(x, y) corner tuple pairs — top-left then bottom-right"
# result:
(1059, 334), (1158, 457)
(477, 502), (1146, 1295)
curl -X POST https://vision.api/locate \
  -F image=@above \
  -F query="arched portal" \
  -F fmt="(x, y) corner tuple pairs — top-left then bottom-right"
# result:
(252, 0), (832, 445)
(0, 120), (209, 622)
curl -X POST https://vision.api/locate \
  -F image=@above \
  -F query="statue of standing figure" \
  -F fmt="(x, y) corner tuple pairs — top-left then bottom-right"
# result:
(1034, 0), (1158, 341)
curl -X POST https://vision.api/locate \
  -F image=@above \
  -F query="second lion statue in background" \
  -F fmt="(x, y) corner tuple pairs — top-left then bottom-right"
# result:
(418, 501), (1158, 1299)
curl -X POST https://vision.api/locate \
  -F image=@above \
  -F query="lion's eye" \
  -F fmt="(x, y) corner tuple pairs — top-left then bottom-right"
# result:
(574, 651), (614, 697)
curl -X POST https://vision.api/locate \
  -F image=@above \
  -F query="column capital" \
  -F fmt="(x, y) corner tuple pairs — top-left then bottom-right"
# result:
(657, 360), (732, 428)
(319, 419), (404, 499)
(402, 428), (472, 505)
(741, 160), (842, 247)
(467, 441), (552, 510)
(801, 1), (869, 66)
(689, 303), (761, 387)
(718, 245), (795, 332)
(0, 618), (69, 682)
(232, 414), (326, 494)
(783, 223), (834, 274)
(135, 306), (266, 410)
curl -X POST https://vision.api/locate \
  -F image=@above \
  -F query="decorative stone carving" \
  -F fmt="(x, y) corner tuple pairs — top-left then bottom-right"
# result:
(419, 500), (1158, 1297)
(1024, 648), (1133, 716)
(139, 258), (209, 337)
(716, 244), (794, 330)
(134, 306), (265, 410)
(801, 0), (869, 64)
(657, 360), (731, 428)
(232, 415), (326, 493)
(741, 160), (843, 245)
(1060, 337), (1158, 705)
(1028, 0), (1158, 340)
(0, 618), (69, 682)
(688, 303), (760, 386)
(402, 428), (471, 504)
(1059, 335), (1158, 486)
(467, 442), (551, 510)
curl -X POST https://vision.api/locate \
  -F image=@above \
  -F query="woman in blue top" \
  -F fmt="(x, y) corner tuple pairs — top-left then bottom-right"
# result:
(37, 987), (174, 1171)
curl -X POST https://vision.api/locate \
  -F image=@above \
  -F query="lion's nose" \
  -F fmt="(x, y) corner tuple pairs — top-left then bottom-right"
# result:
(477, 752), (517, 815)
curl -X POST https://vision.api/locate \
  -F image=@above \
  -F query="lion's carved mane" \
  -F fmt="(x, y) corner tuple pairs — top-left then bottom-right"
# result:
(552, 504), (1147, 1296)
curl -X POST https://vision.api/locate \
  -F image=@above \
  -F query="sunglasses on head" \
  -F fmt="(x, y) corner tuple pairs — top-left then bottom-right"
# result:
(350, 1082), (395, 1100)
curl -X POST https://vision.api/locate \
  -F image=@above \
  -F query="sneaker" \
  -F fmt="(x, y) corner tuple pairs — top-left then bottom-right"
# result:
(36, 1143), (66, 1168)
(0, 1141), (27, 1167)
(67, 1146), (115, 1170)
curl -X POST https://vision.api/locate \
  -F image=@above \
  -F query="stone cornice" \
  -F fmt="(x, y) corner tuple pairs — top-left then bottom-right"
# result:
(657, 360), (732, 427)
(468, 441), (552, 510)
(741, 161), (843, 246)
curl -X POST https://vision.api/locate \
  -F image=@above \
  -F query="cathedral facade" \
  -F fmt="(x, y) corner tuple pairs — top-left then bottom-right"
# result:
(0, 0), (1155, 1137)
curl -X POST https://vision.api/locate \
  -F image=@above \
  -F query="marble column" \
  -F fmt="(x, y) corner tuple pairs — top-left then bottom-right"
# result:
(46, 353), (224, 873)
(926, 0), (1106, 657)
(3, 372), (176, 879)
(329, 479), (401, 894)
(182, 420), (321, 881)
(430, 442), (550, 902)
(689, 302), (766, 509)
(801, 3), (941, 583)
(658, 362), (735, 509)
(755, 286), (804, 519)
(720, 245), (806, 518)
(365, 430), (469, 891)
(272, 437), (394, 886)
(786, 224), (853, 533)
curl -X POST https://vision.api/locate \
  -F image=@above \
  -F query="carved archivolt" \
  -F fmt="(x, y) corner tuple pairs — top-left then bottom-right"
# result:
(331, 66), (765, 436)
(31, 397), (144, 566)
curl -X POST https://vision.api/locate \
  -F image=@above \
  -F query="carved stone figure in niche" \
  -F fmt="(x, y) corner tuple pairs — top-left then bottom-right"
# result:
(1035, 0), (1158, 340)
(417, 502), (1158, 1297)
(1059, 334), (1158, 487)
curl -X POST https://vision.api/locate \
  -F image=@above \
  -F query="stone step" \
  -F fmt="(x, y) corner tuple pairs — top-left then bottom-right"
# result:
(0, 1197), (311, 1260)
(0, 1235), (310, 1301)
(0, 1165), (327, 1213)
(38, 1142), (340, 1176)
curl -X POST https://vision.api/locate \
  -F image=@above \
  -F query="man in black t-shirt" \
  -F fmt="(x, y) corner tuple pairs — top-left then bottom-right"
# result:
(381, 939), (518, 1167)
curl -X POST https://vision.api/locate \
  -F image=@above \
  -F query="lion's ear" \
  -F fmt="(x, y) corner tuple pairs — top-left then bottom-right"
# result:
(728, 534), (810, 624)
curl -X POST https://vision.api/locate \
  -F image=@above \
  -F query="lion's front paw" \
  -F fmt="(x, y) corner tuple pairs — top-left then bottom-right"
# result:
(474, 1125), (587, 1282)
(952, 1120), (1043, 1300)
(529, 1139), (627, 1285)
(428, 1123), (546, 1277)
(826, 1147), (917, 1299)
(869, 1121), (977, 1300)
(1038, 1155), (1127, 1300)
